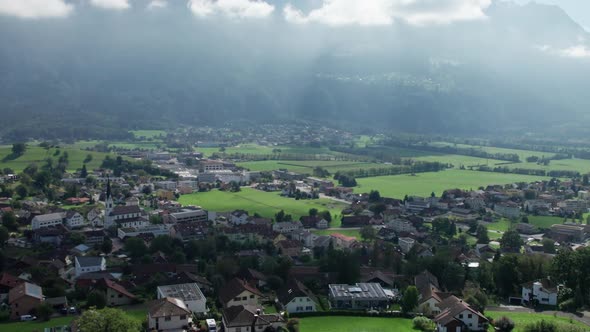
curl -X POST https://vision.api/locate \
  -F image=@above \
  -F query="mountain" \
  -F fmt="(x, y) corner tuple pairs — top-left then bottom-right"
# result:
(0, 0), (589, 140)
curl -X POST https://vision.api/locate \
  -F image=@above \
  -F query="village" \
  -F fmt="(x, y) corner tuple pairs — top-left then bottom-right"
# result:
(1, 148), (590, 332)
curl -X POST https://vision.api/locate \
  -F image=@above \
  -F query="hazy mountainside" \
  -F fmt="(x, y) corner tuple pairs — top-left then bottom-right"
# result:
(0, 1), (589, 140)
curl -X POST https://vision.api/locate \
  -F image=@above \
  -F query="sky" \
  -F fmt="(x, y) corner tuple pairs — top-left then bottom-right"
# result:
(512, 0), (590, 30)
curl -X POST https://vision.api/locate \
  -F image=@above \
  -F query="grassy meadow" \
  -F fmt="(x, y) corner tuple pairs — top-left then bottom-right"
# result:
(178, 188), (347, 223)
(0, 145), (115, 173)
(354, 170), (548, 199)
(312, 229), (362, 239)
(298, 316), (414, 332)
(487, 311), (588, 332)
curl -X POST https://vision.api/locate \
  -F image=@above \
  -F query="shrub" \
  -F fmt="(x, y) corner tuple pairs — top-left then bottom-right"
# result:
(524, 320), (557, 332)
(413, 316), (435, 332)
(494, 316), (515, 332)
(559, 298), (578, 313)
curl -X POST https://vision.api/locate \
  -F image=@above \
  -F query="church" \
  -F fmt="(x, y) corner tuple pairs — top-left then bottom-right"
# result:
(103, 178), (149, 229)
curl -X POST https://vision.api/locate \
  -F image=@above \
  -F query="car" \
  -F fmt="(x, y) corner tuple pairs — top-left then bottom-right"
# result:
(68, 307), (77, 314)
(60, 307), (68, 315)
(20, 315), (37, 321)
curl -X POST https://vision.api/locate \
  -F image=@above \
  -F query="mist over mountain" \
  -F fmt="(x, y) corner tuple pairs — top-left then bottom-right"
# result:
(0, 0), (589, 140)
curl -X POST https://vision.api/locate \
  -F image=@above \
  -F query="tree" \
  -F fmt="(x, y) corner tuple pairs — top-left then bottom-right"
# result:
(494, 316), (515, 332)
(360, 225), (376, 242)
(11, 143), (26, 156)
(368, 190), (381, 202)
(124, 237), (148, 259)
(83, 154), (93, 164)
(77, 308), (141, 332)
(35, 303), (53, 321)
(80, 164), (88, 178)
(476, 225), (489, 244)
(86, 291), (106, 309)
(500, 230), (523, 253)
(542, 238), (556, 254)
(275, 210), (286, 223)
(521, 216), (529, 224)
(2, 211), (18, 231)
(308, 208), (318, 217)
(101, 237), (113, 254)
(15, 184), (28, 198)
(401, 286), (419, 313)
(0, 226), (8, 248)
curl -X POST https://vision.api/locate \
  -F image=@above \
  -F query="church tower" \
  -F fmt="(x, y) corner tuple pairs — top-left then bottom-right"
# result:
(104, 176), (114, 228)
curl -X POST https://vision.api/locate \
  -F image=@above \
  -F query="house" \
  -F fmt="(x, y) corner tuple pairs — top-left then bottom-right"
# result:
(0, 273), (24, 302)
(521, 279), (560, 306)
(328, 283), (389, 310)
(100, 278), (136, 306)
(434, 296), (488, 332)
(87, 208), (104, 227)
(157, 283), (207, 314)
(218, 278), (265, 308)
(415, 270), (449, 316)
(75, 256), (106, 278)
(494, 202), (520, 219)
(222, 305), (285, 332)
(341, 215), (371, 228)
(107, 205), (149, 229)
(148, 297), (193, 332)
(33, 225), (68, 246)
(330, 233), (357, 250)
(9, 282), (44, 320)
(31, 212), (63, 230)
(377, 227), (396, 241)
(550, 224), (586, 242)
(276, 240), (303, 258)
(276, 279), (318, 314)
(300, 216), (329, 229)
(83, 230), (106, 247)
(399, 237), (416, 254)
(238, 269), (268, 289)
(475, 244), (496, 259)
(272, 221), (303, 234)
(63, 211), (86, 229)
(387, 219), (417, 233)
(230, 210), (250, 225)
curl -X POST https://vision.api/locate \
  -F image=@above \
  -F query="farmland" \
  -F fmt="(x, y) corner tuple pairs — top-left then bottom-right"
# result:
(237, 160), (395, 175)
(178, 188), (347, 223)
(298, 316), (414, 332)
(354, 170), (549, 199)
(0, 145), (115, 173)
(312, 229), (362, 239)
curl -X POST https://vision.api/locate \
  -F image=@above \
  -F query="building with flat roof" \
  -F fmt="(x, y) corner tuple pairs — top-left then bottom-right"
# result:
(328, 283), (389, 310)
(157, 283), (207, 314)
(169, 207), (208, 224)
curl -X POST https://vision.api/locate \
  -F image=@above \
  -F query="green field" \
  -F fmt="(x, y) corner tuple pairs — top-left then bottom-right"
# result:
(0, 145), (115, 173)
(178, 188), (347, 224)
(237, 160), (394, 175)
(487, 311), (588, 332)
(528, 216), (566, 229)
(354, 170), (548, 199)
(129, 130), (166, 139)
(312, 229), (362, 239)
(299, 316), (414, 332)
(197, 144), (353, 158)
(0, 309), (146, 332)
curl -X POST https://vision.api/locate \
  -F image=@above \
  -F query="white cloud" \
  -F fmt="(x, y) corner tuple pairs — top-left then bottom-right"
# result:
(188, 0), (274, 19)
(90, 0), (130, 10)
(284, 0), (492, 26)
(560, 45), (590, 58)
(147, 0), (167, 10)
(0, 0), (74, 19)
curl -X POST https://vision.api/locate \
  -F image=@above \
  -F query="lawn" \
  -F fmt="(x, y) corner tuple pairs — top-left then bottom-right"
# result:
(528, 216), (566, 229)
(481, 218), (514, 232)
(0, 145), (115, 173)
(355, 170), (548, 199)
(129, 130), (166, 139)
(312, 229), (362, 239)
(0, 309), (146, 332)
(298, 316), (414, 332)
(178, 188), (348, 224)
(487, 311), (588, 332)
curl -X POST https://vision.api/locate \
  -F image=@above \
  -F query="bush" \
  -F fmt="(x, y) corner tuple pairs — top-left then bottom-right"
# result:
(413, 316), (435, 331)
(524, 320), (557, 332)
(495, 316), (515, 332)
(559, 298), (578, 313)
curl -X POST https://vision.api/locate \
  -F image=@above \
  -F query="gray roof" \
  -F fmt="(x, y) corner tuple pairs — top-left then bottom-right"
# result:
(157, 283), (204, 302)
(329, 283), (388, 301)
(33, 212), (64, 222)
(75, 256), (104, 267)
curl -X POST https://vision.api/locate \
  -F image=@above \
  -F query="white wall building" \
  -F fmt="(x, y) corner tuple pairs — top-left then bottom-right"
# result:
(31, 213), (64, 230)
(157, 283), (208, 314)
(74, 256), (106, 278)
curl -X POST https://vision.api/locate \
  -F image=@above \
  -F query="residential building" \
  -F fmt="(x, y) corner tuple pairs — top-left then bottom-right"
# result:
(558, 199), (588, 213)
(63, 211), (86, 229)
(169, 207), (208, 224)
(328, 283), (389, 310)
(218, 278), (264, 308)
(387, 219), (417, 233)
(100, 278), (136, 306)
(276, 279), (318, 314)
(494, 202), (521, 219)
(31, 213), (63, 230)
(434, 296), (489, 332)
(117, 224), (170, 240)
(521, 279), (560, 306)
(399, 237), (416, 254)
(222, 305), (285, 332)
(415, 270), (448, 316)
(550, 224), (586, 242)
(148, 297), (193, 332)
(272, 221), (303, 234)
(9, 282), (44, 320)
(230, 210), (250, 225)
(75, 256), (106, 278)
(157, 283), (207, 314)
(330, 233), (357, 250)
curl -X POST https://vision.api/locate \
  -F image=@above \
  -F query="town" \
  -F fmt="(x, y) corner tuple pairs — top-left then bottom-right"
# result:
(1, 136), (590, 332)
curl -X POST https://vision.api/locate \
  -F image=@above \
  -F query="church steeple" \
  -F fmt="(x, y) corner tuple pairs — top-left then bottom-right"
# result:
(106, 176), (112, 200)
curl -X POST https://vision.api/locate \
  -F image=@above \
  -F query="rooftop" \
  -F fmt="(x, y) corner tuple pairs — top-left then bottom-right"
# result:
(157, 283), (205, 302)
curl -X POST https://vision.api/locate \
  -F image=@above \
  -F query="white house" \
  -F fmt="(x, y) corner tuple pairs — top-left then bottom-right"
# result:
(74, 256), (106, 278)
(276, 279), (318, 314)
(494, 202), (520, 219)
(31, 213), (63, 230)
(521, 279), (559, 306)
(148, 297), (192, 332)
(218, 278), (264, 308)
(230, 210), (249, 225)
(399, 237), (416, 254)
(64, 211), (86, 229)
(434, 296), (488, 332)
(157, 283), (208, 314)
